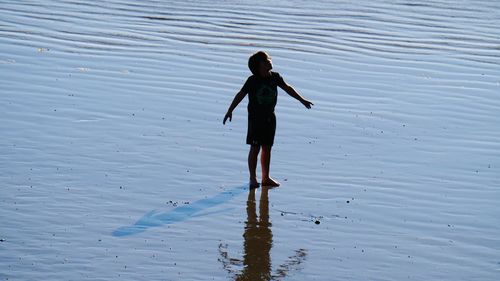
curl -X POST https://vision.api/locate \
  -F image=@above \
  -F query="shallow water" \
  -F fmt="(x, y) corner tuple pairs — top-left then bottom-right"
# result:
(1, 0), (499, 280)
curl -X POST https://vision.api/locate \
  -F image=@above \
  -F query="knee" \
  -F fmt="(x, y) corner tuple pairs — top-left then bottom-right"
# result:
(250, 145), (261, 155)
(261, 145), (271, 153)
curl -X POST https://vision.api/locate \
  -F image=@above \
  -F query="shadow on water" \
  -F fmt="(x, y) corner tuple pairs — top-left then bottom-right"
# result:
(112, 185), (248, 237)
(218, 186), (307, 281)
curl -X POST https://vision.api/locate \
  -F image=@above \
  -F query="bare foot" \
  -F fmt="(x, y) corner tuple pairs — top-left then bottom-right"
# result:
(249, 178), (260, 188)
(261, 177), (280, 187)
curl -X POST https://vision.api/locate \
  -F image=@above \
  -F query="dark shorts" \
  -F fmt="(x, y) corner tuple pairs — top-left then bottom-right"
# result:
(246, 113), (276, 146)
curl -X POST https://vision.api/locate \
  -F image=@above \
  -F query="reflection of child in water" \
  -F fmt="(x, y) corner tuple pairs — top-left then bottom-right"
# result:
(218, 187), (307, 280)
(223, 51), (313, 188)
(239, 186), (272, 280)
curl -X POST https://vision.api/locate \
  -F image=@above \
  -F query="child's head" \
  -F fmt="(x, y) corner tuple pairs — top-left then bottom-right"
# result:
(248, 51), (273, 76)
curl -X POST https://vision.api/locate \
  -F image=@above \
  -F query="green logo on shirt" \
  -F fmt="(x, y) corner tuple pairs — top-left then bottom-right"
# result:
(256, 84), (276, 106)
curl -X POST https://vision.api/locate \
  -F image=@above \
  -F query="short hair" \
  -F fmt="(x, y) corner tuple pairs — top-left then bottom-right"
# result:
(248, 51), (269, 75)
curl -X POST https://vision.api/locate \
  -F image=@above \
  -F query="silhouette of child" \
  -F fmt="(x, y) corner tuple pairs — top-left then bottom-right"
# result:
(223, 51), (313, 187)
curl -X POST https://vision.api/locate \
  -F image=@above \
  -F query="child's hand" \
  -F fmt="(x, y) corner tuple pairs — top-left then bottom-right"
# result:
(301, 99), (314, 109)
(223, 111), (232, 124)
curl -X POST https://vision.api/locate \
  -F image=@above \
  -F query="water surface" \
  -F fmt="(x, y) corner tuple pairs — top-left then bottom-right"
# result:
(1, 0), (499, 280)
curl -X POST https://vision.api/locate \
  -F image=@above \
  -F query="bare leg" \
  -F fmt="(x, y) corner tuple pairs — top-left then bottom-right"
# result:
(261, 145), (280, 187)
(248, 145), (260, 187)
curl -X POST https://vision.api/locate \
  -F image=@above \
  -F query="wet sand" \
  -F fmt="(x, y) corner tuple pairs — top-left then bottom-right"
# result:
(1, 0), (499, 280)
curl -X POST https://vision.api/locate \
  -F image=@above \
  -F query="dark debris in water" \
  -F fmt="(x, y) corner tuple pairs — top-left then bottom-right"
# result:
(276, 208), (344, 225)
(166, 200), (190, 207)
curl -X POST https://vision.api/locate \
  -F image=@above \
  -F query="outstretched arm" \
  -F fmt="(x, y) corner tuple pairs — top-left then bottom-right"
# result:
(223, 90), (246, 124)
(281, 83), (313, 109)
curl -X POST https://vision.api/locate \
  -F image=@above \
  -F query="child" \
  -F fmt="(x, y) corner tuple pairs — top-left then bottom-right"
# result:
(223, 51), (313, 187)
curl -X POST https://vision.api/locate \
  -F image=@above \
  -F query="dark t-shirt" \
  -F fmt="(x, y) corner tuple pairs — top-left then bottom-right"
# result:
(240, 71), (287, 117)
